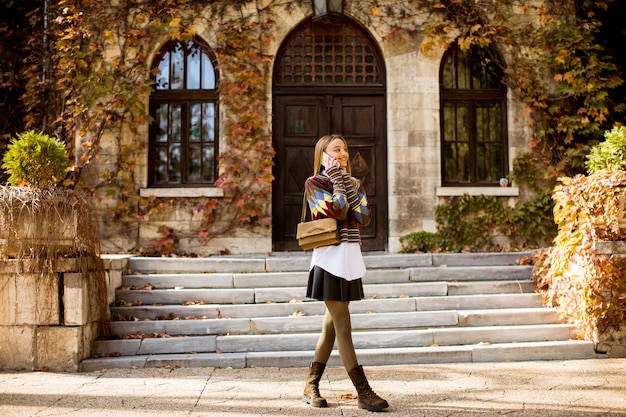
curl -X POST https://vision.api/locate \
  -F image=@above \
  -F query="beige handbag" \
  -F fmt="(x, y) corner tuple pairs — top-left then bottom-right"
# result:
(296, 194), (339, 250)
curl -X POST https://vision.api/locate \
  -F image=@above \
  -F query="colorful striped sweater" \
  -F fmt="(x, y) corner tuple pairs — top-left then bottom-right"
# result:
(304, 165), (372, 243)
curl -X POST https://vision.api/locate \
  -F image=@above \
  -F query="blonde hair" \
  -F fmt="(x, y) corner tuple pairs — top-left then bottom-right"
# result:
(313, 134), (351, 176)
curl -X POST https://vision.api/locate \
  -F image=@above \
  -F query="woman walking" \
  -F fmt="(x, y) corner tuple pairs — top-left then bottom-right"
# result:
(302, 134), (389, 412)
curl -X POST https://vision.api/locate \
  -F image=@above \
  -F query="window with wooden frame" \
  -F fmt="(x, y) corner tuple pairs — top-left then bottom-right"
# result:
(439, 42), (508, 186)
(148, 38), (218, 187)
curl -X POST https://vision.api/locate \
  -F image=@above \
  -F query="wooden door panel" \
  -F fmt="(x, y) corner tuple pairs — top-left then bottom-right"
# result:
(339, 103), (377, 138)
(273, 96), (326, 248)
(273, 94), (387, 252)
(333, 96), (387, 251)
(346, 143), (375, 198)
(284, 104), (320, 137)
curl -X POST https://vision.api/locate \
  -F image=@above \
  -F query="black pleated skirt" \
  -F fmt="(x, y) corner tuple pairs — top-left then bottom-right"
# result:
(306, 266), (364, 301)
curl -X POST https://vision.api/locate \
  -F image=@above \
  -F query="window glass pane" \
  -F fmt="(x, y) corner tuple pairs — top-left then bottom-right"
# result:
(457, 50), (470, 89)
(491, 143), (502, 180)
(170, 43), (184, 90)
(170, 104), (182, 142)
(190, 103), (201, 142)
(156, 52), (170, 90)
(202, 103), (215, 141)
(442, 56), (455, 89)
(458, 142), (469, 182)
(187, 41), (200, 89)
(456, 104), (469, 142)
(477, 143), (488, 181)
(476, 142), (503, 182)
(203, 147), (215, 182)
(155, 147), (168, 182)
(444, 142), (470, 183)
(472, 57), (486, 89)
(444, 143), (456, 182)
(443, 104), (455, 142)
(476, 105), (488, 142)
(489, 103), (501, 139)
(485, 63), (501, 89)
(201, 52), (215, 89)
(189, 144), (201, 182)
(169, 144), (181, 183)
(156, 104), (169, 142)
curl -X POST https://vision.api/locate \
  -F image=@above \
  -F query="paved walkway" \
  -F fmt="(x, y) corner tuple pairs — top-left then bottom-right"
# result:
(1, 359), (625, 416)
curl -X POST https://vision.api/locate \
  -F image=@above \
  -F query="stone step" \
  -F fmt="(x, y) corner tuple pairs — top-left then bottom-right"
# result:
(83, 251), (602, 371)
(113, 282), (448, 305)
(448, 280), (535, 295)
(121, 269), (411, 288)
(111, 293), (542, 320)
(123, 266), (532, 289)
(94, 323), (576, 356)
(82, 339), (598, 371)
(121, 265), (534, 289)
(126, 251), (536, 274)
(114, 281), (539, 306)
(105, 307), (560, 339)
(247, 309), (560, 335)
(417, 293), (543, 310)
(115, 287), (257, 305)
(409, 265), (533, 281)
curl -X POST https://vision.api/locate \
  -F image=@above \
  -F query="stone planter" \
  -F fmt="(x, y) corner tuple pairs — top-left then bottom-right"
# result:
(0, 186), (108, 371)
(0, 259), (104, 371)
(0, 187), (81, 259)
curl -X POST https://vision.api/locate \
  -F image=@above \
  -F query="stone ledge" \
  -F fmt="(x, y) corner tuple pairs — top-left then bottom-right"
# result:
(595, 240), (626, 255)
(139, 187), (224, 198)
(435, 186), (520, 197)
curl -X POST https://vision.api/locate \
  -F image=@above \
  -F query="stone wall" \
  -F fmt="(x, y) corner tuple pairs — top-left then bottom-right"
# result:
(596, 327), (626, 358)
(90, 0), (538, 255)
(0, 258), (117, 372)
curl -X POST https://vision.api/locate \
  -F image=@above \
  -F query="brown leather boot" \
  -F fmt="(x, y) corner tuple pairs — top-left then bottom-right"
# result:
(347, 365), (389, 412)
(303, 361), (328, 407)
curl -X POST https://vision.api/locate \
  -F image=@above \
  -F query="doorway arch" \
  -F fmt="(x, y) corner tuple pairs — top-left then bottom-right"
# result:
(272, 15), (387, 252)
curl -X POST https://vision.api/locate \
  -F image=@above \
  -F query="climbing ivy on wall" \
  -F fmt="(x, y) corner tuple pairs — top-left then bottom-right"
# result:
(2, 0), (625, 254)
(208, 19), (276, 232)
(372, 0), (625, 251)
(1, 0), (277, 252)
(371, 0), (625, 179)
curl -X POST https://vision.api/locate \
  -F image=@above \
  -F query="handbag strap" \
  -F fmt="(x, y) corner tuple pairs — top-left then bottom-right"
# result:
(301, 193), (307, 222)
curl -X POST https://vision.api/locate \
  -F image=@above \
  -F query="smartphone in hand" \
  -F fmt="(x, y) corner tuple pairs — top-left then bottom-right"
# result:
(322, 152), (336, 168)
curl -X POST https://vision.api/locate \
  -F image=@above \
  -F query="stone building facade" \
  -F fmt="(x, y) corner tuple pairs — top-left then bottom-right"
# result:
(93, 0), (537, 255)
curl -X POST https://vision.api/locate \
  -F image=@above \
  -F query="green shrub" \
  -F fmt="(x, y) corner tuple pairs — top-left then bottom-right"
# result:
(2, 130), (69, 188)
(435, 194), (509, 252)
(585, 126), (626, 174)
(399, 231), (438, 253)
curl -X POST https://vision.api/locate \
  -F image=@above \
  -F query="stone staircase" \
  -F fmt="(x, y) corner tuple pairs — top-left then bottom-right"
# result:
(80, 251), (601, 371)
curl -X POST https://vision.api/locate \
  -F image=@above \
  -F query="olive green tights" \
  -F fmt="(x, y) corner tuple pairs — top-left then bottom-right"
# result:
(312, 300), (358, 372)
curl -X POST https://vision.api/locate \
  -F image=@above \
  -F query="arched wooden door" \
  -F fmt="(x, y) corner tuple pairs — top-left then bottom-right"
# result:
(272, 16), (387, 252)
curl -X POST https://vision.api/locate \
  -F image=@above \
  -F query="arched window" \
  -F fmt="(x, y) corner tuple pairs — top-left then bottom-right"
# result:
(148, 38), (218, 187)
(439, 42), (508, 186)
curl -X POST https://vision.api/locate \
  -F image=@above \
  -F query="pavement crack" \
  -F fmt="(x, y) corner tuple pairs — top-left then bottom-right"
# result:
(187, 367), (216, 416)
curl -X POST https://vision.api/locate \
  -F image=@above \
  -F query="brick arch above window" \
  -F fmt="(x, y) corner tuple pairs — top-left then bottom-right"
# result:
(439, 41), (509, 187)
(148, 37), (219, 187)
